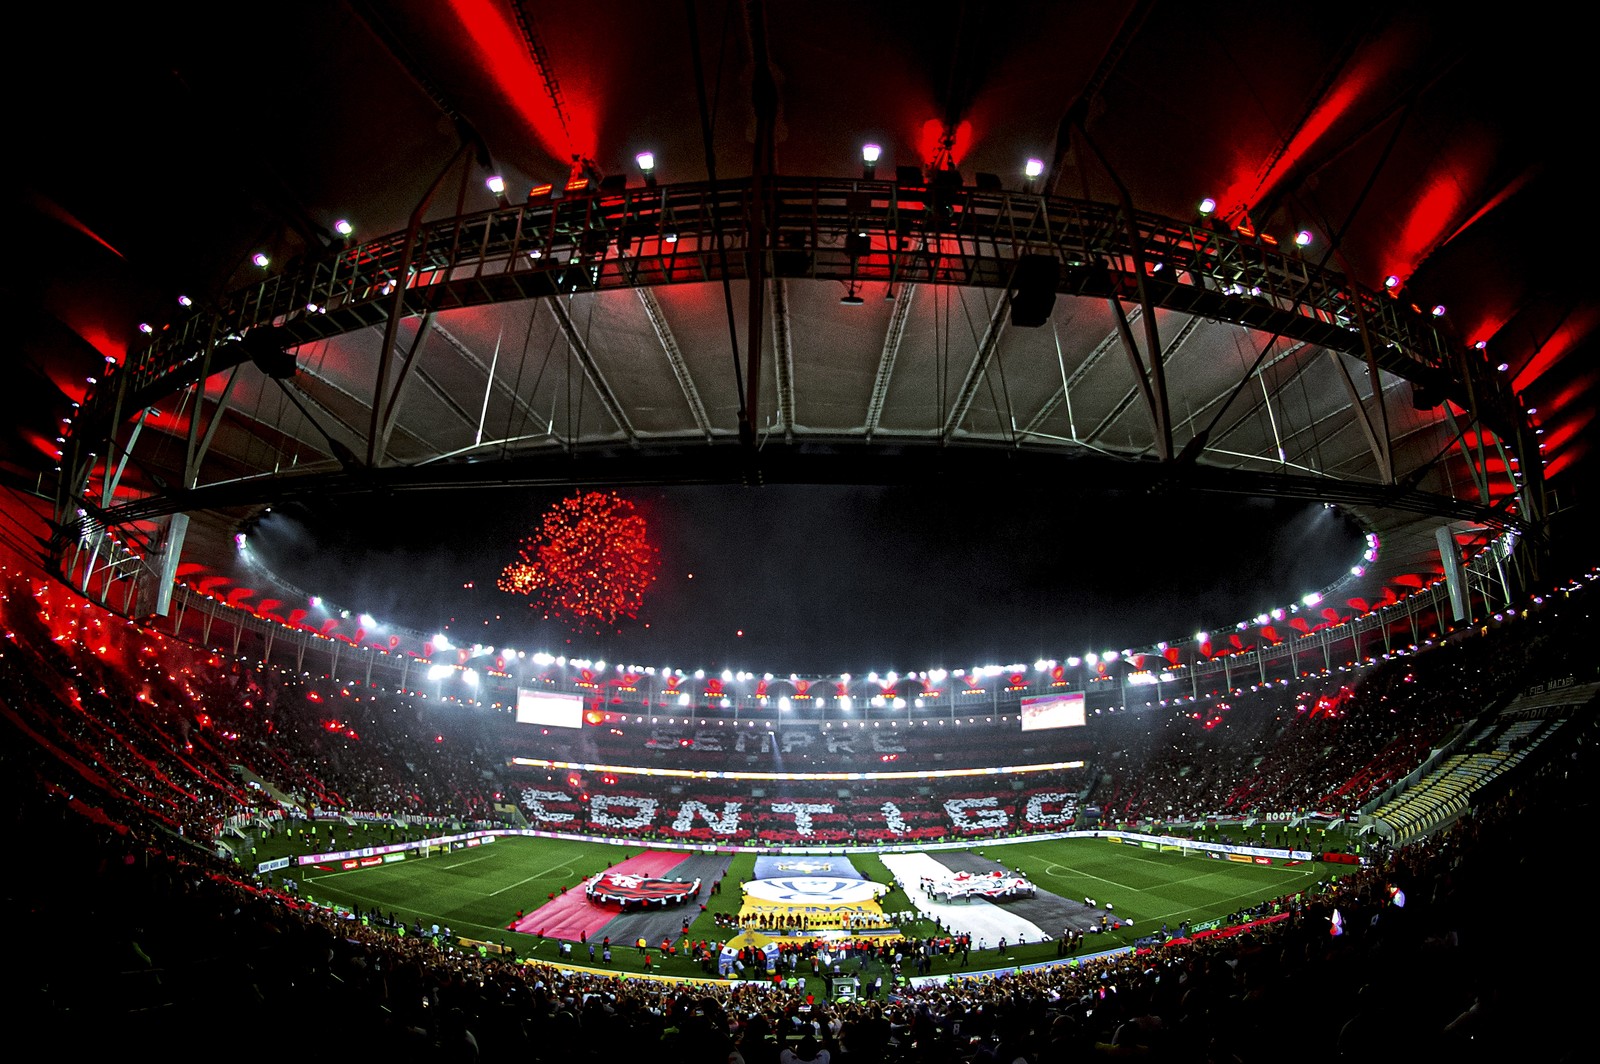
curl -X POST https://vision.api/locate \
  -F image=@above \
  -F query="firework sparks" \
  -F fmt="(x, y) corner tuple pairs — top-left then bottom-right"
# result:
(497, 492), (659, 632)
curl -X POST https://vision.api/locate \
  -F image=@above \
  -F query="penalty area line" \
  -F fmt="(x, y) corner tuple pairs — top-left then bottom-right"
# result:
(487, 862), (577, 897)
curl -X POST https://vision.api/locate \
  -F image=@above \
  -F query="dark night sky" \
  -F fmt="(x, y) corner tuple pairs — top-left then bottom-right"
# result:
(247, 485), (1364, 675)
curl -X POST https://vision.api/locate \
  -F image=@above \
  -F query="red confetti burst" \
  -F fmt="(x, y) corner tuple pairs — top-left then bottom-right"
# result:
(498, 492), (659, 632)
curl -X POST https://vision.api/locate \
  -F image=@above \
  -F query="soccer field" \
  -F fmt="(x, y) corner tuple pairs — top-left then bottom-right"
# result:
(295, 835), (1332, 982)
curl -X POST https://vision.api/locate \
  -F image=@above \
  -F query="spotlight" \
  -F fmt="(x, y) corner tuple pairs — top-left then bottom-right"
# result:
(177, 294), (192, 307)
(840, 289), (864, 306)
(1431, 304), (1446, 317)
(1024, 157), (1044, 179)
(252, 252), (270, 268)
(1198, 197), (1216, 215)
(334, 219), (354, 237)
(1294, 230), (1313, 247)
(486, 175), (506, 196)
(1474, 340), (1487, 349)
(138, 323), (153, 335)
(861, 142), (881, 179)
(1497, 362), (1510, 372)
(636, 151), (656, 185)
(1383, 275), (1400, 289)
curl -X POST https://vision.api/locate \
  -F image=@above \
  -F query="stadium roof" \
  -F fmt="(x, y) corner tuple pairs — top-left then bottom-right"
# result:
(11, 2), (1597, 670)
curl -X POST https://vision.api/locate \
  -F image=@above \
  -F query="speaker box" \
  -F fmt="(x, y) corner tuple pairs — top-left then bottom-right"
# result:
(1010, 255), (1059, 327)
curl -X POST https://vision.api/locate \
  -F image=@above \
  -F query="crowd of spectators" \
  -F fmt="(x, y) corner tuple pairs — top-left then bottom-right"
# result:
(5, 559), (1597, 1059)
(11, 665), (1592, 1061)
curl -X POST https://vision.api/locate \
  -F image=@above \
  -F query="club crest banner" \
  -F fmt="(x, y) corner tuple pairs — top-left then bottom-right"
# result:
(753, 856), (865, 880)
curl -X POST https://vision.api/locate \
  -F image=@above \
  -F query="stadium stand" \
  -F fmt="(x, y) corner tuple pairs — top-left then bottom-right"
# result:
(4, 554), (1598, 1060)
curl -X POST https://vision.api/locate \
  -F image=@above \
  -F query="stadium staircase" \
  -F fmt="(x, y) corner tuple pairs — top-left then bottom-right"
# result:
(230, 764), (301, 810)
(1370, 682), (1598, 845)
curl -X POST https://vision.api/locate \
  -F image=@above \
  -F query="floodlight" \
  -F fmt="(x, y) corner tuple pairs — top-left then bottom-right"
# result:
(861, 143), (881, 178)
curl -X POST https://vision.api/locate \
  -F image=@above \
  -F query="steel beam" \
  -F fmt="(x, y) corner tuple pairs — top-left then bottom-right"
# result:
(636, 289), (713, 440)
(544, 297), (637, 443)
(942, 291), (1011, 440)
(865, 284), (916, 439)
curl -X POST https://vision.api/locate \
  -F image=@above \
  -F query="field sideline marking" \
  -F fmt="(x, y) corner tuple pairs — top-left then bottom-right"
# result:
(1150, 880), (1312, 925)
(308, 849), (499, 881)
(299, 880), (524, 941)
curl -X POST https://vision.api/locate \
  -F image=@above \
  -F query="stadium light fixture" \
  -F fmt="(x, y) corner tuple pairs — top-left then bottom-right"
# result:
(1198, 197), (1216, 215)
(861, 142), (881, 179)
(636, 151), (656, 185)
(1294, 229), (1313, 247)
(334, 219), (354, 237)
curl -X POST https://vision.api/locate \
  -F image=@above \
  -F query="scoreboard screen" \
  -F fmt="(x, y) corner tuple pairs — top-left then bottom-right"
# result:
(515, 689), (584, 728)
(1019, 691), (1086, 732)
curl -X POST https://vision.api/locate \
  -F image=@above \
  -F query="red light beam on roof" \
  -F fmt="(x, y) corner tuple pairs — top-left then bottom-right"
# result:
(446, 0), (598, 166)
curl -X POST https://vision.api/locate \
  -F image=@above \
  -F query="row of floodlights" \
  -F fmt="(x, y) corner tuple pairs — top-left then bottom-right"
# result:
(480, 145), (1057, 208)
(1197, 197), (1316, 250)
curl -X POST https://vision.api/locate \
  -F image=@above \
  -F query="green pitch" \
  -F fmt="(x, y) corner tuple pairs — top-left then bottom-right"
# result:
(288, 835), (1336, 984)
